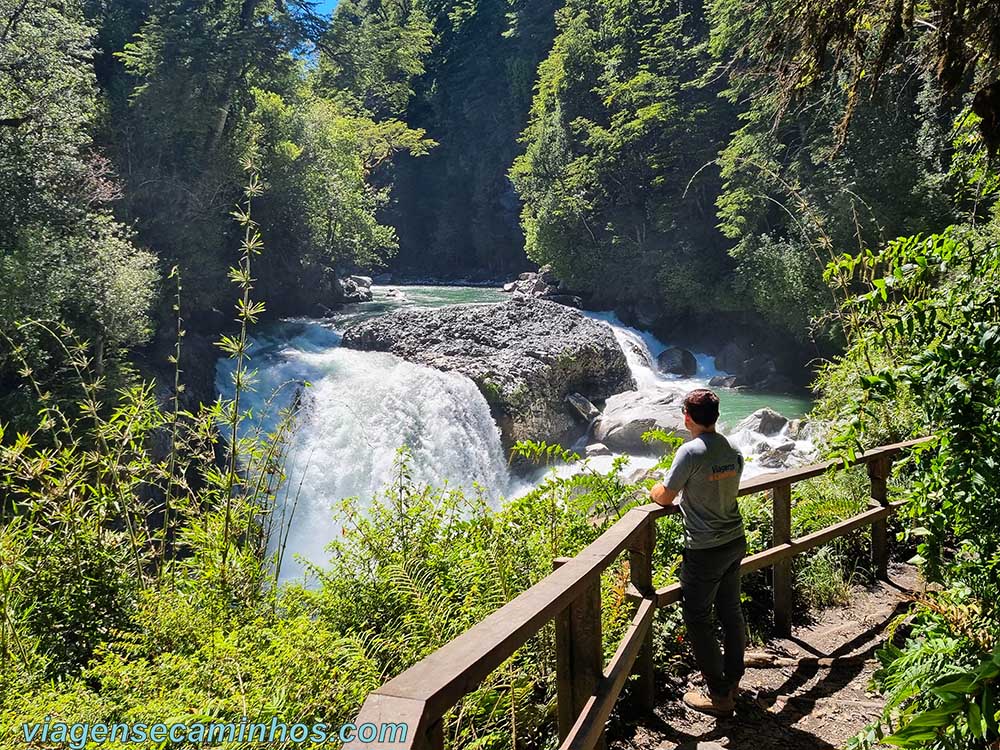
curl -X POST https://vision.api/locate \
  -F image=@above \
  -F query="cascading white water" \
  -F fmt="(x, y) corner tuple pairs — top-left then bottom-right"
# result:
(216, 320), (510, 581)
(584, 310), (722, 391)
(581, 311), (817, 477)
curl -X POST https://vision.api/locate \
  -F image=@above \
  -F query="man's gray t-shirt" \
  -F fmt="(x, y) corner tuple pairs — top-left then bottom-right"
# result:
(664, 432), (745, 550)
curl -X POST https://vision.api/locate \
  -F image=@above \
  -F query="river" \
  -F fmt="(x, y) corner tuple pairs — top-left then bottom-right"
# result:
(216, 285), (814, 581)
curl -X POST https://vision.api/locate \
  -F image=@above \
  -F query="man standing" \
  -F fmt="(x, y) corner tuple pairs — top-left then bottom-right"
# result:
(650, 388), (746, 717)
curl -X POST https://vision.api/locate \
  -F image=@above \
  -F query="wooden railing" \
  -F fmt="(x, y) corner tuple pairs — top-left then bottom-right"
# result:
(344, 436), (934, 750)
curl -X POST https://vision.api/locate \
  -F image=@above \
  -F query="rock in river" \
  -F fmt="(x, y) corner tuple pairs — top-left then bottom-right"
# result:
(657, 347), (698, 377)
(341, 297), (635, 450)
(591, 390), (691, 456)
(735, 407), (788, 437)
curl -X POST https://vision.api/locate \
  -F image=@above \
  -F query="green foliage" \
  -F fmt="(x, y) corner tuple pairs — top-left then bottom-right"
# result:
(820, 215), (1000, 747)
(0, 0), (159, 423)
(318, 0), (435, 119)
(387, 0), (562, 277)
(847, 594), (999, 750)
(826, 227), (1000, 590)
(793, 548), (852, 609)
(712, 59), (955, 342)
(511, 0), (737, 311)
(708, 0), (1000, 142)
(249, 84), (434, 298)
(509, 439), (580, 465)
(643, 429), (686, 471)
(0, 348), (906, 750)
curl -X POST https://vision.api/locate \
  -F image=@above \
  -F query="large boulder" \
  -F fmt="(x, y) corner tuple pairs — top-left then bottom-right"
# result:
(742, 354), (777, 384)
(341, 297), (635, 449)
(714, 340), (750, 373)
(712, 341), (799, 392)
(657, 347), (698, 377)
(709, 374), (739, 389)
(338, 276), (373, 303)
(615, 301), (660, 329)
(735, 407), (788, 437)
(347, 275), (373, 289)
(756, 441), (797, 469)
(585, 442), (612, 457)
(591, 390), (691, 456)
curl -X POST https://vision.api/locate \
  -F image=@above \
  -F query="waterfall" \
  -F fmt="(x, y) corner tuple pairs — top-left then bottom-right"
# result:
(214, 289), (815, 580)
(216, 320), (510, 581)
(583, 310), (721, 390)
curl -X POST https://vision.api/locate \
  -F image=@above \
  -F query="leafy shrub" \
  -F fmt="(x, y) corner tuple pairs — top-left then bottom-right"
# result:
(823, 224), (1000, 748)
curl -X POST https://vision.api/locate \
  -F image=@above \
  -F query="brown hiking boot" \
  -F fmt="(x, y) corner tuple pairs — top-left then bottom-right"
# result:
(683, 688), (735, 717)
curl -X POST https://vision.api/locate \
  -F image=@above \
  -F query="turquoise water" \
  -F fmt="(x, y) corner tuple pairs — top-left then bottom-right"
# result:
(309, 284), (508, 330)
(315, 285), (814, 425)
(718, 390), (813, 427)
(580, 308), (814, 425)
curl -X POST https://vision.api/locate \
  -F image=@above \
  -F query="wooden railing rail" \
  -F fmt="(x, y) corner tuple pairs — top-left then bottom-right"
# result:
(344, 436), (935, 750)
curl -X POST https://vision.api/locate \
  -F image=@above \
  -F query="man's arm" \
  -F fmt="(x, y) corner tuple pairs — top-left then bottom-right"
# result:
(651, 444), (693, 513)
(650, 483), (681, 513)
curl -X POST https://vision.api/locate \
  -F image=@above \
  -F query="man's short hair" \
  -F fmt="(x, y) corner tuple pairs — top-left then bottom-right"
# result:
(683, 388), (720, 427)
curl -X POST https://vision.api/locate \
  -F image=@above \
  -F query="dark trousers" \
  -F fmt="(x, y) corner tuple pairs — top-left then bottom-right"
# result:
(680, 535), (747, 697)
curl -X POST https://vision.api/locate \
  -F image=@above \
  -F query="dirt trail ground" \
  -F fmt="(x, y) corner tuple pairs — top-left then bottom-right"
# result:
(612, 564), (921, 750)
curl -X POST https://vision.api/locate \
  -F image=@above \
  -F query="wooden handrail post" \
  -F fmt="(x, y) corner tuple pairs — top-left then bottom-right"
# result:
(628, 519), (656, 713)
(868, 455), (893, 581)
(553, 557), (604, 749)
(553, 557), (573, 741)
(772, 484), (793, 636)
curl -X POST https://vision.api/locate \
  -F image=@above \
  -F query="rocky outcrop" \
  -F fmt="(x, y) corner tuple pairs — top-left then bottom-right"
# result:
(591, 390), (690, 456)
(709, 374), (738, 388)
(657, 347), (697, 377)
(338, 275), (373, 303)
(730, 407), (819, 471)
(736, 407), (789, 437)
(615, 301), (660, 329)
(585, 442), (612, 457)
(714, 341), (749, 373)
(786, 418), (811, 441)
(502, 264), (585, 308)
(755, 440), (798, 469)
(341, 297), (635, 450)
(566, 392), (600, 422)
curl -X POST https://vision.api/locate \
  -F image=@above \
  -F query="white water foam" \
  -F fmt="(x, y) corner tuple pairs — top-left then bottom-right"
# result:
(580, 311), (816, 478)
(583, 310), (722, 390)
(216, 322), (511, 581)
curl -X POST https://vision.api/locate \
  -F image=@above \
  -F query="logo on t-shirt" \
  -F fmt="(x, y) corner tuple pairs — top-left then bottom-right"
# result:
(708, 462), (739, 481)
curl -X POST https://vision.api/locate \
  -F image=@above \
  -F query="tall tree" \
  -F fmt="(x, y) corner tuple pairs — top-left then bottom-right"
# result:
(0, 0), (157, 422)
(385, 0), (561, 278)
(708, 0), (1000, 153)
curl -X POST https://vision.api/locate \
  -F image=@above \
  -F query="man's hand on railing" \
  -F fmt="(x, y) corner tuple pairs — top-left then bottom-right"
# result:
(650, 482), (681, 513)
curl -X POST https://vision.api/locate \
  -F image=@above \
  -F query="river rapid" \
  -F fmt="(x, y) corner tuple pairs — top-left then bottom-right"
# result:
(216, 285), (814, 581)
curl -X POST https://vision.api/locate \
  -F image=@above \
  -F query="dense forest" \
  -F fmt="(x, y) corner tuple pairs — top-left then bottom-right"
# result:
(3, 0), (1000, 748)
(3, 0), (990, 411)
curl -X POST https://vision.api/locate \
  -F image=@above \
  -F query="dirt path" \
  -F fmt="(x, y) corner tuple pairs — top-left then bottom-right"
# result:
(611, 564), (921, 750)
